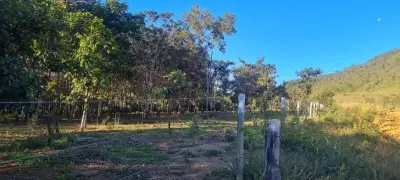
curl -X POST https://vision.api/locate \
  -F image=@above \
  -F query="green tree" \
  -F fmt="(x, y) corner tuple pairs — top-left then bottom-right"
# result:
(157, 70), (192, 134)
(232, 57), (276, 110)
(182, 5), (236, 115)
(212, 60), (234, 96)
(132, 11), (176, 118)
(296, 67), (323, 97)
(62, 12), (118, 131)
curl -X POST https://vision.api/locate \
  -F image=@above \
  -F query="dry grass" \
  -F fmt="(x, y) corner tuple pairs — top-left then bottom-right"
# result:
(334, 92), (400, 141)
(0, 118), (238, 180)
(0, 112), (399, 179)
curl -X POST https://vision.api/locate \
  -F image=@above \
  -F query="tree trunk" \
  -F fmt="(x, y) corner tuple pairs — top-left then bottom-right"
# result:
(108, 100), (112, 121)
(80, 91), (89, 131)
(187, 98), (190, 115)
(205, 58), (211, 117)
(21, 106), (26, 124)
(72, 104), (76, 119)
(195, 101), (198, 114)
(177, 100), (181, 119)
(55, 92), (61, 135)
(156, 100), (161, 117)
(15, 111), (19, 124)
(167, 99), (172, 135)
(67, 103), (73, 121)
(97, 101), (101, 126)
(145, 92), (151, 118)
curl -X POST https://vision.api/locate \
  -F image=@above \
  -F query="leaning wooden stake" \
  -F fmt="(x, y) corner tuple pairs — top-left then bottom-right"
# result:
(264, 119), (281, 180)
(236, 93), (245, 180)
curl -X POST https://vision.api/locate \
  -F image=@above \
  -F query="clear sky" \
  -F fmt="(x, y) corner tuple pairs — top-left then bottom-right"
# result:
(125, 0), (400, 83)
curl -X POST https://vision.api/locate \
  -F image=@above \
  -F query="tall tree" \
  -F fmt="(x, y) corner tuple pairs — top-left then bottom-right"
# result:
(296, 67), (323, 97)
(232, 57), (276, 109)
(212, 60), (234, 96)
(131, 11), (175, 118)
(182, 5), (236, 115)
(157, 70), (191, 134)
(62, 12), (118, 130)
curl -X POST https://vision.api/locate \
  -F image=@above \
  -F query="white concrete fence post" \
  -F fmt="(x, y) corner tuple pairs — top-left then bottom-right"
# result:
(236, 93), (245, 180)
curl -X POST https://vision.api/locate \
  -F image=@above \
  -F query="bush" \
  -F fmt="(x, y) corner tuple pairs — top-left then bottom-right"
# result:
(243, 127), (263, 150)
(189, 115), (201, 136)
(224, 128), (236, 142)
(319, 105), (377, 127)
(313, 90), (335, 107)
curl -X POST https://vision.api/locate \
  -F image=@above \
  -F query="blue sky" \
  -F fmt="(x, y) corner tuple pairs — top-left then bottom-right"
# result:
(125, 0), (400, 83)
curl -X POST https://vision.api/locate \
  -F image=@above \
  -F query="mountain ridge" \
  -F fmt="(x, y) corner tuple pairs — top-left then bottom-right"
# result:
(312, 48), (400, 95)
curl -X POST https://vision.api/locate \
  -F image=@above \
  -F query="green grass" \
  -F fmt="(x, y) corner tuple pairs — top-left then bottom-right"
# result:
(107, 145), (169, 164)
(203, 149), (223, 157)
(237, 109), (400, 180)
(1, 111), (399, 179)
(205, 169), (234, 180)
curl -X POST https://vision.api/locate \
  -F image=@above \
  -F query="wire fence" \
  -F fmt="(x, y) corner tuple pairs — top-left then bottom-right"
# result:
(0, 97), (324, 127)
(0, 98), (240, 125)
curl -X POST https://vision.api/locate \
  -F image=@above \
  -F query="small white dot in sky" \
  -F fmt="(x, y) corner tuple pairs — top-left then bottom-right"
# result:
(377, 18), (381, 22)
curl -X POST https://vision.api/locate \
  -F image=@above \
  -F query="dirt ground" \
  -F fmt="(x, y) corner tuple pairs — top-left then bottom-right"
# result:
(0, 126), (236, 180)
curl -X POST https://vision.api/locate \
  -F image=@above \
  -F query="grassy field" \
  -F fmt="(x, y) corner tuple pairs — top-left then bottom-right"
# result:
(0, 112), (399, 180)
(334, 92), (400, 141)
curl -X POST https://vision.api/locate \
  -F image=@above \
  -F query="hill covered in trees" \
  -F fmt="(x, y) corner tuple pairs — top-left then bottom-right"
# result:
(312, 49), (400, 95)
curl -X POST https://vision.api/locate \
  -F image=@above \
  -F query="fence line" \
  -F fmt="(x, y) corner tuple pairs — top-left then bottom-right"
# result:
(0, 97), (230, 104)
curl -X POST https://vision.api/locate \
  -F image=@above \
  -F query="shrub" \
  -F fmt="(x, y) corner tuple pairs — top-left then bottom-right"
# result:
(319, 105), (377, 127)
(224, 128), (236, 142)
(313, 90), (335, 107)
(189, 115), (201, 136)
(243, 127), (263, 150)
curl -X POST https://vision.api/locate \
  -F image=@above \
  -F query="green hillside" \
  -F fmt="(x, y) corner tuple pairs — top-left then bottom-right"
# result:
(313, 49), (400, 95)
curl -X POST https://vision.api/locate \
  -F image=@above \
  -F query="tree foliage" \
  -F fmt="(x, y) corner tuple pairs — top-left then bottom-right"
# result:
(232, 57), (277, 108)
(0, 1), (286, 128)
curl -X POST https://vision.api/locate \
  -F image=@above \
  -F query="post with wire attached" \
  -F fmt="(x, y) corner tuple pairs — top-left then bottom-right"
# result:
(263, 119), (281, 180)
(236, 93), (245, 180)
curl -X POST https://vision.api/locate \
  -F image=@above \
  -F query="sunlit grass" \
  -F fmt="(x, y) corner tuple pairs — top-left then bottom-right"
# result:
(1, 111), (399, 179)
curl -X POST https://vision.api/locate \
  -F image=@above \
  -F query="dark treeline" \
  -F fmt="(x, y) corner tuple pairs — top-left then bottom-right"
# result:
(0, 0), (280, 130)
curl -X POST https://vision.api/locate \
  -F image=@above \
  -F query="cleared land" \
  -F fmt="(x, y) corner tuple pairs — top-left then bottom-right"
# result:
(0, 112), (399, 180)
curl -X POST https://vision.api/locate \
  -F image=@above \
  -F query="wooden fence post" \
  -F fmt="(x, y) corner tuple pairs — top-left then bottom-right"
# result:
(309, 102), (313, 118)
(236, 93), (245, 180)
(263, 119), (281, 180)
(296, 100), (300, 116)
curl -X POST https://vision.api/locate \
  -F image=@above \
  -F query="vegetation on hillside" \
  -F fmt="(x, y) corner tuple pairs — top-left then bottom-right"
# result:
(285, 49), (400, 142)
(313, 49), (400, 94)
